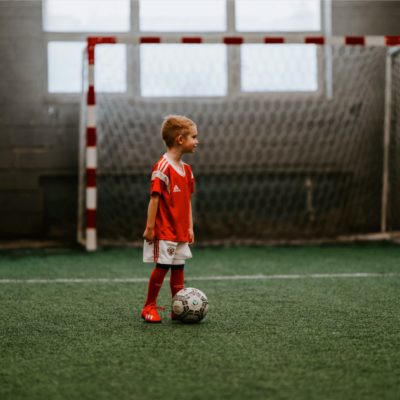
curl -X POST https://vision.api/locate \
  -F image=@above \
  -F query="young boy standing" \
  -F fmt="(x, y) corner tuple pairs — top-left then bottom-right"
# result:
(141, 115), (199, 323)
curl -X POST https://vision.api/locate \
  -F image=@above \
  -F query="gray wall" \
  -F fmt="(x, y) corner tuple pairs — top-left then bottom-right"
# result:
(0, 0), (399, 241)
(0, 0), (79, 240)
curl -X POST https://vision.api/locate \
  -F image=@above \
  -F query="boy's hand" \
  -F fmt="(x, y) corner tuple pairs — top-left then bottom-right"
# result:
(143, 226), (155, 244)
(188, 228), (195, 244)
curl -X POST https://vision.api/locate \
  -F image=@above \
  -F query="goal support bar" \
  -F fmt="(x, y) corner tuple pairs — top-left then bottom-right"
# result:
(86, 34), (400, 47)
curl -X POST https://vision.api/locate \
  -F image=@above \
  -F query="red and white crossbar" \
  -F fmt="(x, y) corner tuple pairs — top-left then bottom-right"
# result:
(87, 35), (400, 47)
(84, 34), (400, 250)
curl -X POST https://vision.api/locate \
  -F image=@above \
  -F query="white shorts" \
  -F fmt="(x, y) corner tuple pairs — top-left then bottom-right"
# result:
(143, 239), (192, 265)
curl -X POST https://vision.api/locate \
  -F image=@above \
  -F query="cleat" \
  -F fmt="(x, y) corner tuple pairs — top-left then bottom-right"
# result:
(141, 304), (163, 323)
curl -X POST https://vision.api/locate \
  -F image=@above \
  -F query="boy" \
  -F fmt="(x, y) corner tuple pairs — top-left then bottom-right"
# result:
(141, 115), (199, 323)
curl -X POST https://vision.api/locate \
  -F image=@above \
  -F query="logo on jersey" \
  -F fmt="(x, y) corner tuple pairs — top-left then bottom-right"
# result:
(173, 185), (181, 193)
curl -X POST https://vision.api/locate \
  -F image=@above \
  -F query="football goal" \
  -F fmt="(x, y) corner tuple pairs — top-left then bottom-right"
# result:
(78, 35), (400, 250)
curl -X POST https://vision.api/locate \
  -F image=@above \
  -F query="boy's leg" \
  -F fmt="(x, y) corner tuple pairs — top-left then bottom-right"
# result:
(143, 240), (176, 308)
(170, 265), (184, 321)
(170, 243), (191, 320)
(144, 264), (169, 306)
(142, 264), (170, 323)
(170, 264), (185, 297)
(171, 243), (191, 297)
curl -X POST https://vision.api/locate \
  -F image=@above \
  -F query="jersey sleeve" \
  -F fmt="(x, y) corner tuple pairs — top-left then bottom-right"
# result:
(150, 163), (169, 195)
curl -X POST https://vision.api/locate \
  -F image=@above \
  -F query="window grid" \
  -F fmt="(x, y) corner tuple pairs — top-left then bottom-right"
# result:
(43, 0), (325, 97)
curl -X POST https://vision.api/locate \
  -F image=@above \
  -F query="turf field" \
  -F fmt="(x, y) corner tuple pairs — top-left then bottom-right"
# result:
(1, 244), (400, 400)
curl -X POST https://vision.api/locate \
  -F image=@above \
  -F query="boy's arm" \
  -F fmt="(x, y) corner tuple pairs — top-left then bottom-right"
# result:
(143, 193), (160, 244)
(188, 200), (194, 244)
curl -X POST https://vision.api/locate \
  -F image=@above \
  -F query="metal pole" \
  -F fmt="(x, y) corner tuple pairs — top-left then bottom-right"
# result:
(77, 47), (88, 246)
(323, 0), (333, 100)
(381, 47), (400, 232)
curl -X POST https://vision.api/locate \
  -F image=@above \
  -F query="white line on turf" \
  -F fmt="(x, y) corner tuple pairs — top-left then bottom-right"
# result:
(0, 272), (398, 284)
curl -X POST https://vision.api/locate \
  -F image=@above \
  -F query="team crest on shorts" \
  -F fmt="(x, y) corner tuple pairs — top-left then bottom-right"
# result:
(167, 247), (175, 256)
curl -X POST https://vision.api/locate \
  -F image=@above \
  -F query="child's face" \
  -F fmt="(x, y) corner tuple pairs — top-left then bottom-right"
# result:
(180, 128), (199, 154)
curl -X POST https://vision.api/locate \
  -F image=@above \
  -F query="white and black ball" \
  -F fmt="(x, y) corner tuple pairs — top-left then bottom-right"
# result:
(172, 287), (209, 323)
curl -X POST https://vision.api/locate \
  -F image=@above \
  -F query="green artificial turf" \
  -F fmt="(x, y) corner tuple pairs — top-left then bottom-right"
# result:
(0, 244), (399, 400)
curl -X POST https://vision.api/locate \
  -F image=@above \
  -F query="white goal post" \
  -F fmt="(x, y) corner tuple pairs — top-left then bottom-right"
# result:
(78, 34), (400, 251)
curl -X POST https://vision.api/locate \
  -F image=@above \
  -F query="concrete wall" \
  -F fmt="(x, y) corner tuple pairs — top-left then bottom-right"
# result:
(0, 0), (79, 240)
(333, 0), (400, 35)
(0, 0), (399, 242)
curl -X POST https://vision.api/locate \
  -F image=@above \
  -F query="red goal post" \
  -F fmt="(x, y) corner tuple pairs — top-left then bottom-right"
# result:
(80, 34), (400, 251)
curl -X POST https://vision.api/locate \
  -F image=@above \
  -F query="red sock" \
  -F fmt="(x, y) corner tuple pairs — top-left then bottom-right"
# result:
(170, 269), (185, 297)
(144, 267), (168, 306)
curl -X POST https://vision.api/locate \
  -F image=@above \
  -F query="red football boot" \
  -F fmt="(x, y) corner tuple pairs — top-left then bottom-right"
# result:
(141, 303), (163, 323)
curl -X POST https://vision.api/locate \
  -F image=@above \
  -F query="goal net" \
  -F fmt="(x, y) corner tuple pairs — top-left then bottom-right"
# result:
(78, 38), (400, 248)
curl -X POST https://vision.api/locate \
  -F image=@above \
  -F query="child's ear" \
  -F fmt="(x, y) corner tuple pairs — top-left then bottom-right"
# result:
(177, 134), (184, 144)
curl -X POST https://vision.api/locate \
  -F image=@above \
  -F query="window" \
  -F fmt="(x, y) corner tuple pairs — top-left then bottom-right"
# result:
(48, 42), (85, 93)
(44, 0), (130, 93)
(140, 45), (227, 97)
(43, 0), (130, 32)
(140, 0), (226, 32)
(44, 0), (325, 97)
(241, 45), (318, 92)
(48, 42), (127, 93)
(237, 0), (321, 93)
(139, 0), (228, 97)
(235, 0), (321, 32)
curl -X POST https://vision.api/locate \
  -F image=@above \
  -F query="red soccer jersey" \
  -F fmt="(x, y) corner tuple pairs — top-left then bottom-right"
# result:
(149, 154), (195, 242)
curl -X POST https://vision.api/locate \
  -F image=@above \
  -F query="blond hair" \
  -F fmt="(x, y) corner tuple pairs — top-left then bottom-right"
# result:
(161, 115), (196, 148)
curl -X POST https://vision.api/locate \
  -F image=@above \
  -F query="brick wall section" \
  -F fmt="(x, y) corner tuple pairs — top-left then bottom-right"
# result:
(0, 0), (399, 240)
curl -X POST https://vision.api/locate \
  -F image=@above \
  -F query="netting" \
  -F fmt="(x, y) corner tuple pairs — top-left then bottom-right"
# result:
(79, 44), (400, 246)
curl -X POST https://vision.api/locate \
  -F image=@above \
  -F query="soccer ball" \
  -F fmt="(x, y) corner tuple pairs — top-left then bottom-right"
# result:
(172, 287), (209, 323)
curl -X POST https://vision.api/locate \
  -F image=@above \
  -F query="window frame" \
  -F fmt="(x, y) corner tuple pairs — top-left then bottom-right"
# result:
(139, 0), (227, 32)
(42, 0), (131, 33)
(43, 0), (330, 101)
(234, 0), (322, 33)
(234, 0), (327, 98)
(43, 0), (134, 101)
(237, 44), (324, 98)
